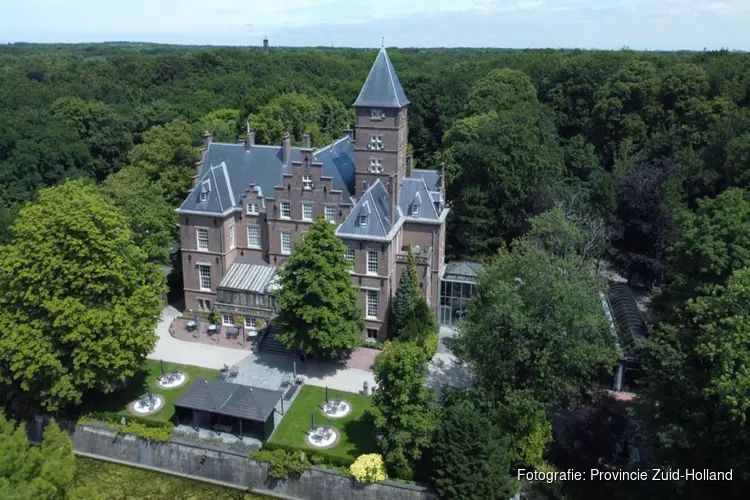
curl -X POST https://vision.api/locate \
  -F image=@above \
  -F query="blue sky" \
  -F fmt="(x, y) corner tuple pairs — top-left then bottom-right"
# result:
(2, 0), (748, 50)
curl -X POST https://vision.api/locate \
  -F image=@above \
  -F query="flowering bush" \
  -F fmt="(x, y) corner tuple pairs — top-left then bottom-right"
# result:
(349, 453), (388, 484)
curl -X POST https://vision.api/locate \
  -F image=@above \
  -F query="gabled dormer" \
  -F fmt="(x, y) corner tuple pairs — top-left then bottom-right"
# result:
(199, 179), (211, 203)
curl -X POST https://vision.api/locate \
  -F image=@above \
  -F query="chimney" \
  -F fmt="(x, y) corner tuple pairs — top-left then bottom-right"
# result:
(406, 154), (414, 177)
(263, 37), (269, 55)
(245, 122), (255, 148)
(440, 162), (446, 194)
(388, 174), (399, 225)
(301, 133), (311, 149)
(282, 132), (291, 164)
(203, 131), (212, 149)
(343, 129), (354, 141)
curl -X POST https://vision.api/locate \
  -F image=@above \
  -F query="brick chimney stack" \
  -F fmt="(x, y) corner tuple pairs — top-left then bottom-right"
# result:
(388, 174), (399, 225)
(301, 133), (311, 149)
(245, 122), (254, 148)
(406, 154), (413, 177)
(263, 37), (269, 55)
(282, 132), (291, 164)
(202, 130), (212, 149)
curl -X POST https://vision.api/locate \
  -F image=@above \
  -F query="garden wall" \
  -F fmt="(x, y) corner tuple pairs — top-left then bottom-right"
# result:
(27, 416), (435, 500)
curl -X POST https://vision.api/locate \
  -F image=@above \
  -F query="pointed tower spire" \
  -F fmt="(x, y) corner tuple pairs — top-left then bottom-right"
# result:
(353, 48), (409, 108)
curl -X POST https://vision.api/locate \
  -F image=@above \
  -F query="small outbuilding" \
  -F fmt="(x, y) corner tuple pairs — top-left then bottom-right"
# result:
(173, 378), (282, 440)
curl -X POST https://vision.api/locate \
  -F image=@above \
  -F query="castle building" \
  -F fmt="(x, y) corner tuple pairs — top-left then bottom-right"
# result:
(175, 48), (451, 341)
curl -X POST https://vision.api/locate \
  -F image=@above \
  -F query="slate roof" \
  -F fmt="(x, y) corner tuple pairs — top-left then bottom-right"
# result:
(337, 179), (397, 239)
(399, 177), (441, 221)
(353, 48), (410, 109)
(178, 137), (356, 215)
(174, 378), (282, 422)
(410, 168), (441, 191)
(218, 257), (278, 293)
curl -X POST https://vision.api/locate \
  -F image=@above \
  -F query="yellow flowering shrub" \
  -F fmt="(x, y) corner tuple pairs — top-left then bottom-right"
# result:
(349, 453), (388, 484)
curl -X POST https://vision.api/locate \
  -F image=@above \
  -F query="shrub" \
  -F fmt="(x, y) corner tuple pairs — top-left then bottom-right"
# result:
(262, 441), (353, 468)
(350, 454), (388, 484)
(78, 412), (173, 442)
(424, 334), (439, 359)
(251, 449), (311, 479)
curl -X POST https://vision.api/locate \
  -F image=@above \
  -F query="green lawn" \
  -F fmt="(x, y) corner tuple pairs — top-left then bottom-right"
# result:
(269, 385), (378, 463)
(73, 457), (269, 499)
(81, 360), (220, 424)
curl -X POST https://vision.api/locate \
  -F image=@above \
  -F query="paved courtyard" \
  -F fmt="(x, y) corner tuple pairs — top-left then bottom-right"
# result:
(149, 307), (469, 399)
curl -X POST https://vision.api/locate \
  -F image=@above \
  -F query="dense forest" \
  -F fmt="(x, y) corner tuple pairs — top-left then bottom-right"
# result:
(2, 43), (750, 499)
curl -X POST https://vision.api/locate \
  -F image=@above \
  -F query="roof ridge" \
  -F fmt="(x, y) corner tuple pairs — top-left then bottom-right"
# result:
(370, 180), (388, 235)
(383, 49), (400, 107)
(219, 161), (236, 207)
(209, 164), (224, 212)
(420, 177), (439, 218)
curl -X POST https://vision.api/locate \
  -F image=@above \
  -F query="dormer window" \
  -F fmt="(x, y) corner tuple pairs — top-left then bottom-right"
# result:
(359, 215), (368, 226)
(199, 180), (211, 202)
(369, 135), (384, 151)
(371, 109), (385, 120)
(303, 174), (313, 190)
(410, 192), (422, 217)
(368, 158), (384, 173)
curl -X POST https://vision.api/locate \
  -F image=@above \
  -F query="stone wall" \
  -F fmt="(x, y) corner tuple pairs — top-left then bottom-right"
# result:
(28, 417), (435, 500)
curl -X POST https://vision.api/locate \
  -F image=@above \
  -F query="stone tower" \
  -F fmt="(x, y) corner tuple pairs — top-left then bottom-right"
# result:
(263, 37), (269, 55)
(352, 48), (409, 208)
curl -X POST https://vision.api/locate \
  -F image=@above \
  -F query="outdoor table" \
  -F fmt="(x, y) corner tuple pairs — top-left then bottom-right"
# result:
(186, 321), (196, 331)
(207, 324), (218, 334)
(248, 330), (258, 341)
(226, 326), (238, 339)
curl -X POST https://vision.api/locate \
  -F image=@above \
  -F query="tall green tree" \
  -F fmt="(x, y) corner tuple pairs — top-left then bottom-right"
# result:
(431, 393), (517, 500)
(193, 109), (240, 144)
(0, 413), (99, 499)
(371, 341), (438, 477)
(0, 181), (166, 411)
(637, 267), (750, 499)
(466, 68), (538, 115)
(275, 217), (364, 357)
(390, 246), (419, 337)
(128, 119), (198, 207)
(666, 188), (750, 306)
(99, 165), (176, 265)
(455, 209), (617, 408)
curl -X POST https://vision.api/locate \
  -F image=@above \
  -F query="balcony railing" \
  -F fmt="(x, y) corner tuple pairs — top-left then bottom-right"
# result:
(396, 250), (432, 265)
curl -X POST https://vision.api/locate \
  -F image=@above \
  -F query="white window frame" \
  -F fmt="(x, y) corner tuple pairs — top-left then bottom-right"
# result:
(199, 191), (208, 202)
(247, 225), (261, 249)
(197, 298), (211, 311)
(198, 264), (211, 291)
(367, 250), (379, 275)
(196, 227), (209, 252)
(281, 231), (292, 255)
(245, 317), (257, 330)
(303, 174), (313, 190)
(302, 202), (313, 221)
(358, 215), (368, 226)
(345, 248), (356, 273)
(369, 134), (384, 151)
(371, 108), (385, 120)
(222, 314), (234, 326)
(411, 204), (420, 216)
(228, 223), (235, 250)
(366, 328), (378, 340)
(280, 201), (292, 219)
(366, 290), (379, 319)
(325, 205), (337, 224)
(247, 202), (259, 215)
(369, 157), (384, 173)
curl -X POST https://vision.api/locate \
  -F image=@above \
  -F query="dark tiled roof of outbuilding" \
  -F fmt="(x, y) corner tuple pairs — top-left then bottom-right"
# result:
(353, 48), (410, 109)
(173, 378), (282, 422)
(178, 137), (356, 214)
